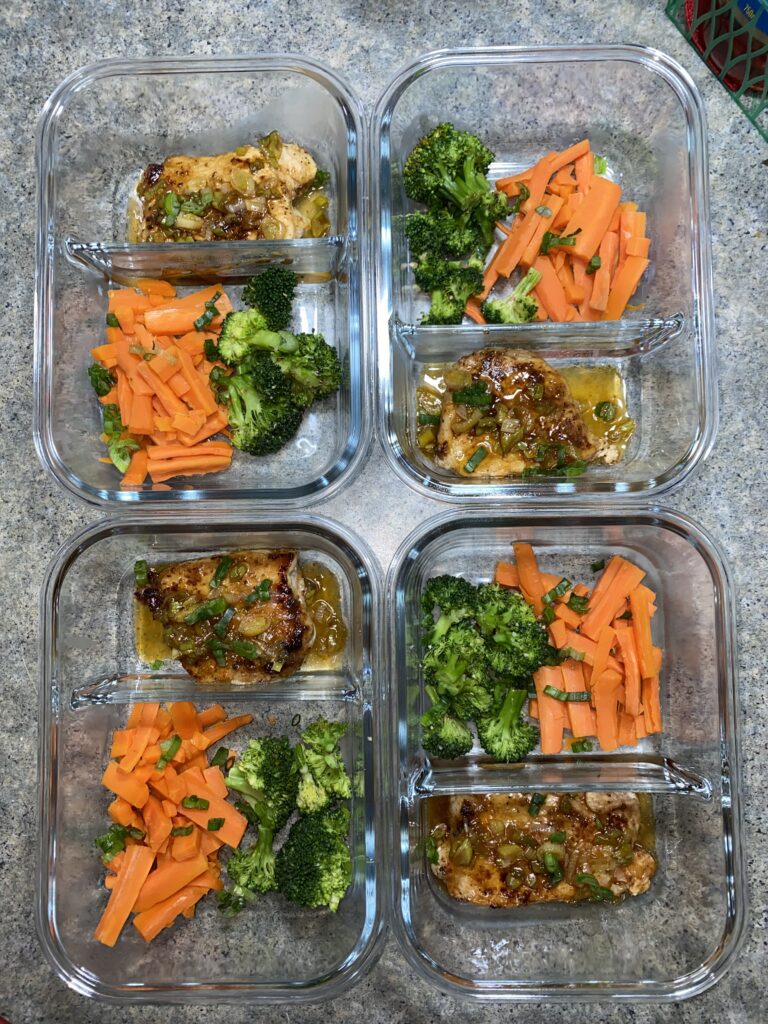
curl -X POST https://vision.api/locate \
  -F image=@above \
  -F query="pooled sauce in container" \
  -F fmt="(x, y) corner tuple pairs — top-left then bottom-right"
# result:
(134, 561), (346, 670)
(417, 363), (634, 466)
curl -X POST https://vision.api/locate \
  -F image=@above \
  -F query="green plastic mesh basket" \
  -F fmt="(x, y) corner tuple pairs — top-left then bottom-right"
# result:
(666, 0), (768, 140)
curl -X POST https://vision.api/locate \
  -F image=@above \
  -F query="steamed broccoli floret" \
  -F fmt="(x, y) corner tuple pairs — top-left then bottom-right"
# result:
(422, 623), (493, 713)
(275, 805), (352, 912)
(217, 308), (282, 365)
(272, 332), (342, 407)
(219, 736), (299, 912)
(420, 686), (474, 759)
(221, 357), (304, 456)
(420, 292), (465, 326)
(476, 687), (539, 762)
(405, 209), (485, 261)
(295, 718), (351, 814)
(421, 574), (478, 647)
(414, 251), (484, 326)
(241, 267), (298, 332)
(474, 582), (556, 679)
(481, 268), (542, 324)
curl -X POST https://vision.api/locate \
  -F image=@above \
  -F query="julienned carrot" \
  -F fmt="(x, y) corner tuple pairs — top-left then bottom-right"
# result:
(201, 713), (255, 749)
(574, 150), (593, 193)
(102, 761), (150, 809)
(133, 852), (209, 914)
(533, 666), (567, 754)
(133, 885), (208, 943)
(580, 559), (646, 640)
(170, 702), (200, 740)
(178, 779), (247, 849)
(588, 231), (618, 313)
(147, 456), (232, 481)
(560, 659), (596, 738)
(94, 843), (155, 947)
(513, 543), (545, 615)
(562, 175), (622, 262)
(143, 795), (173, 852)
(171, 824), (202, 862)
(590, 625), (615, 685)
(176, 345), (219, 415)
(614, 624), (642, 717)
(601, 256), (650, 321)
(146, 442), (232, 461)
(493, 214), (542, 278)
(642, 675), (663, 733)
(548, 618), (568, 649)
(520, 194), (564, 267)
(593, 668), (622, 752)
(532, 255), (573, 323)
(628, 586), (655, 679)
(494, 561), (519, 588)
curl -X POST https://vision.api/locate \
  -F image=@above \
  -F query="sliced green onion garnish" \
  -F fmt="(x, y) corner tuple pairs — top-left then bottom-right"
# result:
(182, 795), (210, 811)
(418, 412), (441, 426)
(209, 746), (229, 769)
(586, 255), (602, 275)
(171, 825), (194, 837)
(535, 205), (553, 217)
(560, 646), (586, 662)
(149, 659), (164, 671)
(542, 578), (571, 605)
(594, 401), (616, 423)
(244, 579), (271, 604)
(543, 850), (564, 883)
(594, 155), (608, 175)
(528, 793), (545, 816)
(464, 446), (488, 474)
(541, 605), (556, 625)
(550, 830), (566, 843)
(106, 312), (121, 328)
(134, 559), (149, 587)
(543, 684), (591, 702)
(575, 872), (615, 901)
(591, 559), (606, 572)
(567, 594), (590, 614)
(204, 338), (219, 361)
(185, 597), (228, 624)
(207, 818), (225, 832)
(617, 609), (633, 620)
(571, 739), (594, 753)
(213, 605), (236, 637)
(210, 555), (233, 590)
(425, 836), (439, 864)
(207, 636), (228, 667)
(156, 734), (181, 770)
(229, 639), (261, 660)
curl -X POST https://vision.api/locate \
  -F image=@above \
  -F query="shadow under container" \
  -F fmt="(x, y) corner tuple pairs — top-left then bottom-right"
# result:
(37, 515), (384, 1003)
(34, 56), (370, 507)
(373, 46), (717, 501)
(387, 508), (745, 1001)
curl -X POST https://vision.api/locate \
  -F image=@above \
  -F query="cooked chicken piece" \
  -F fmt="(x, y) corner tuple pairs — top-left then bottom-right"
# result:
(434, 349), (600, 478)
(136, 550), (313, 684)
(429, 792), (656, 908)
(133, 135), (325, 243)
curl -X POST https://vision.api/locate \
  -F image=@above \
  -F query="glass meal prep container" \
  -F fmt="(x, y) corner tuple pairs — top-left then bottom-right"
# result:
(36, 514), (384, 1003)
(34, 56), (370, 507)
(387, 507), (745, 1001)
(373, 46), (717, 501)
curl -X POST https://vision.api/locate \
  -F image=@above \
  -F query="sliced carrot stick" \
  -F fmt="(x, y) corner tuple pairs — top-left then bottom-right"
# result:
(574, 150), (593, 194)
(133, 852), (208, 914)
(533, 666), (567, 754)
(178, 779), (247, 849)
(626, 236), (650, 257)
(102, 761), (150, 809)
(177, 409), (229, 447)
(592, 668), (622, 752)
(170, 702), (200, 741)
(119, 726), (155, 773)
(126, 705), (144, 729)
(168, 371), (191, 398)
(494, 562), (519, 588)
(147, 455), (231, 481)
(114, 305), (136, 334)
(127, 393), (154, 436)
(554, 602), (583, 629)
(172, 825), (202, 862)
(588, 231), (618, 312)
(629, 586), (656, 678)
(176, 345), (218, 415)
(642, 675), (662, 733)
(135, 278), (176, 298)
(602, 256), (650, 320)
(107, 797), (137, 827)
(493, 214), (542, 279)
(135, 360), (187, 416)
(562, 630), (623, 675)
(143, 794), (173, 852)
(561, 659), (595, 738)
(590, 625), (616, 685)
(548, 618), (568, 649)
(94, 843), (155, 947)
(513, 543), (545, 615)
(202, 766), (228, 799)
(108, 289), (153, 312)
(562, 175), (622, 262)
(618, 712), (637, 747)
(520, 194), (564, 267)
(146, 442), (231, 461)
(464, 296), (486, 323)
(144, 306), (207, 336)
(532, 255), (572, 323)
(580, 560), (647, 640)
(614, 624), (642, 717)
(200, 713), (254, 749)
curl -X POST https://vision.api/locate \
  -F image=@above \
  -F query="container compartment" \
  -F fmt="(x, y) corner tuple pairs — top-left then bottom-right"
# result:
(373, 46), (716, 501)
(386, 508), (745, 999)
(35, 56), (370, 506)
(37, 515), (383, 1003)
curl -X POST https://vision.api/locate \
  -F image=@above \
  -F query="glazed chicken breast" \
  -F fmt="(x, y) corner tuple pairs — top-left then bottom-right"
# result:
(429, 791), (656, 908)
(434, 348), (600, 478)
(136, 550), (313, 684)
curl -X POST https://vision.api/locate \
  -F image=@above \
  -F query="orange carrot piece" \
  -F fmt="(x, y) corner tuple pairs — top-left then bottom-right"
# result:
(176, 345), (218, 415)
(642, 675), (663, 733)
(143, 794), (173, 852)
(176, 331), (208, 355)
(520, 194), (564, 267)
(494, 562), (520, 588)
(172, 825), (202, 862)
(110, 730), (131, 759)
(133, 885), (207, 943)
(202, 766), (228, 799)
(119, 726), (155, 773)
(561, 659), (595, 738)
(147, 454), (231, 479)
(109, 288), (153, 312)
(614, 625), (642, 717)
(548, 619), (568, 649)
(115, 368), (134, 426)
(168, 371), (191, 398)
(144, 306), (208, 336)
(592, 668), (622, 752)
(554, 602), (582, 629)
(163, 765), (186, 804)
(126, 705), (144, 729)
(170, 702), (200, 741)
(140, 703), (160, 727)
(562, 630), (623, 675)
(136, 278), (176, 298)
(91, 342), (119, 365)
(107, 797), (136, 827)
(178, 779), (247, 848)
(198, 705), (227, 730)
(533, 666), (567, 754)
(102, 761), (150, 809)
(563, 176), (622, 262)
(602, 255), (649, 321)
(127, 392), (154, 436)
(161, 799), (177, 818)
(556, 258), (585, 304)
(532, 255), (572, 322)
(114, 305), (136, 334)
(135, 360), (187, 416)
(177, 409), (229, 447)
(590, 625), (616, 687)
(121, 449), (148, 487)
(464, 296), (486, 324)
(626, 236), (650, 258)
(94, 843), (155, 947)
(518, 151), (558, 216)
(574, 150), (593, 193)
(618, 711), (637, 748)
(580, 560), (647, 640)
(146, 442), (231, 461)
(200, 713), (254, 749)
(629, 586), (656, 679)
(493, 215), (542, 279)
(133, 851), (208, 914)
(588, 231), (618, 313)
(513, 543), (545, 616)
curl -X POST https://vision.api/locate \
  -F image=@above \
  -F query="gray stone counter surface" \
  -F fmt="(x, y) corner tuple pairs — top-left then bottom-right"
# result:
(1, 0), (766, 1021)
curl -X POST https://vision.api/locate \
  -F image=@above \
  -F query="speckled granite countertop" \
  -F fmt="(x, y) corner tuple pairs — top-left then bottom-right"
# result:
(1, 1), (767, 1021)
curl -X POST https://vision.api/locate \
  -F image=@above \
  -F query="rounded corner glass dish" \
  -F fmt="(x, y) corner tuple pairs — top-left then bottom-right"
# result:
(34, 55), (371, 508)
(372, 45), (718, 502)
(36, 513), (384, 1004)
(385, 506), (745, 1001)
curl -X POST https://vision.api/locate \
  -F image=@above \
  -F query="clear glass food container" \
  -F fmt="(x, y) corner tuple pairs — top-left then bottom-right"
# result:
(37, 514), (384, 1003)
(386, 507), (746, 1000)
(34, 56), (370, 507)
(372, 46), (717, 501)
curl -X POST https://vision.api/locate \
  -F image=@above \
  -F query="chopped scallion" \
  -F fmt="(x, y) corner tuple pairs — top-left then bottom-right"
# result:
(541, 605), (556, 625)
(210, 746), (229, 769)
(560, 646), (586, 663)
(418, 412), (441, 426)
(571, 739), (594, 753)
(528, 793), (545, 816)
(567, 593), (590, 614)
(134, 559), (149, 587)
(594, 401), (616, 423)
(535, 205), (553, 217)
(209, 555), (233, 589)
(156, 733), (181, 770)
(464, 446), (488, 474)
(586, 255), (602, 275)
(244, 579), (271, 604)
(182, 795), (210, 811)
(542, 578), (571, 605)
(106, 312), (121, 328)
(543, 684), (591, 702)
(171, 825), (194, 837)
(185, 597), (228, 624)
(207, 818), (225, 832)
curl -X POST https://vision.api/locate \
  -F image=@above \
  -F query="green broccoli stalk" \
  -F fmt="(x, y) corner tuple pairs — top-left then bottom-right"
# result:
(275, 804), (352, 912)
(420, 686), (473, 760)
(476, 687), (539, 762)
(241, 267), (298, 332)
(481, 268), (542, 324)
(220, 736), (298, 910)
(295, 718), (351, 815)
